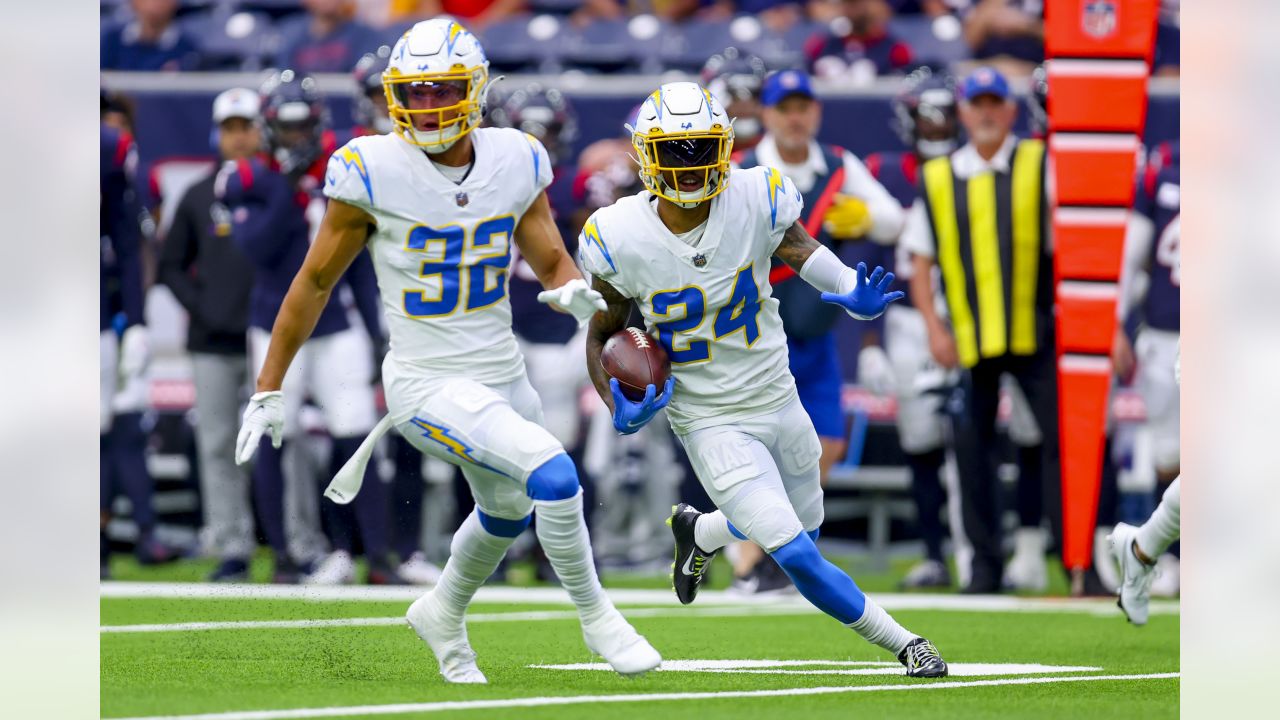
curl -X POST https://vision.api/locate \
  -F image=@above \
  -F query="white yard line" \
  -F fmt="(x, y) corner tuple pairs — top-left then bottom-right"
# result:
(100, 606), (822, 634)
(109, 672), (1180, 720)
(100, 581), (1179, 616)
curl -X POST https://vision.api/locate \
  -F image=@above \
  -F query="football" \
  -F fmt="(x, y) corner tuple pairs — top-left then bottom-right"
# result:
(601, 327), (671, 402)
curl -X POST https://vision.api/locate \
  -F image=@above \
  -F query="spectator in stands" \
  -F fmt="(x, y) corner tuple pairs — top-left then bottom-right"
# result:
(274, 0), (382, 74)
(805, 0), (915, 80)
(101, 0), (200, 71)
(961, 0), (1043, 77)
(393, 1), (525, 32)
(157, 89), (262, 583)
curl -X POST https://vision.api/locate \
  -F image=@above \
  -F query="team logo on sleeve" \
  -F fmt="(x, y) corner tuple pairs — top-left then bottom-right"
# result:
(582, 217), (616, 272)
(332, 146), (373, 203)
(765, 167), (785, 229)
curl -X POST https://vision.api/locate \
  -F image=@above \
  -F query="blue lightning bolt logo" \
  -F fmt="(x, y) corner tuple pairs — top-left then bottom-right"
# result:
(332, 145), (373, 203)
(581, 217), (616, 272)
(765, 167), (785, 229)
(410, 418), (500, 475)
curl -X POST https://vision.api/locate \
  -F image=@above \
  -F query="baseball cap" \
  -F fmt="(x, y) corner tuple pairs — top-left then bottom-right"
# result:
(212, 88), (261, 123)
(960, 67), (1010, 101)
(761, 70), (816, 107)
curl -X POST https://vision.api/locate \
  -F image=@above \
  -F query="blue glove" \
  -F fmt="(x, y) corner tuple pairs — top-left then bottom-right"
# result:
(820, 262), (905, 321)
(610, 376), (676, 435)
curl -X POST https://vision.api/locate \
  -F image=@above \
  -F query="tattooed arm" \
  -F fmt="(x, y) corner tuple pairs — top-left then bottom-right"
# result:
(585, 274), (633, 413)
(773, 220), (823, 272)
(774, 220), (903, 321)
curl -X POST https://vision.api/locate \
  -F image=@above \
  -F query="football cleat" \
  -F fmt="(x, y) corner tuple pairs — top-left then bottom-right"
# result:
(582, 608), (662, 677)
(1107, 522), (1157, 625)
(406, 591), (487, 684)
(668, 503), (717, 605)
(898, 637), (948, 678)
(302, 550), (355, 585)
(899, 559), (952, 590)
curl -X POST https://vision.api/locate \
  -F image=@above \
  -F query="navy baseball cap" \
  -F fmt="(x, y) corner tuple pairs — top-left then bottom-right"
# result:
(960, 67), (1010, 101)
(761, 69), (816, 107)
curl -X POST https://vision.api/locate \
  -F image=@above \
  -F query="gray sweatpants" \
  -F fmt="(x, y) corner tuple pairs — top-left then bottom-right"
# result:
(192, 352), (255, 561)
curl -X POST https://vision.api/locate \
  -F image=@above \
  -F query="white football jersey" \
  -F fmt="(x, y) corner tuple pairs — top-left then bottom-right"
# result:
(325, 127), (553, 385)
(579, 166), (805, 434)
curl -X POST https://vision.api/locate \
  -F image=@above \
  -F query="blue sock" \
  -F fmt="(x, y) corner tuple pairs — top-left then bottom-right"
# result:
(769, 532), (866, 625)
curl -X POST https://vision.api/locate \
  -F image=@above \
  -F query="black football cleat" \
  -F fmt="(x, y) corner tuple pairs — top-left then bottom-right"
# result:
(898, 637), (948, 678)
(668, 503), (716, 605)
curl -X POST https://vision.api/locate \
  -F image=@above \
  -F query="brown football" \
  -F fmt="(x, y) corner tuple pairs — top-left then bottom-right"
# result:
(601, 327), (671, 402)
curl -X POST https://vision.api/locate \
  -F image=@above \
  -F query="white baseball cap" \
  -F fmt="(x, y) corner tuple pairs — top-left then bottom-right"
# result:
(212, 88), (261, 124)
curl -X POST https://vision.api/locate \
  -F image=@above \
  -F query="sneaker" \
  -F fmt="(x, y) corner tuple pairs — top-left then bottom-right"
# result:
(1107, 522), (1156, 625)
(303, 550), (355, 585)
(900, 560), (952, 590)
(368, 556), (409, 586)
(1002, 528), (1048, 592)
(272, 554), (303, 584)
(728, 554), (794, 596)
(898, 637), (948, 678)
(406, 591), (487, 683)
(397, 552), (443, 586)
(581, 607), (662, 677)
(667, 503), (717, 605)
(208, 558), (250, 583)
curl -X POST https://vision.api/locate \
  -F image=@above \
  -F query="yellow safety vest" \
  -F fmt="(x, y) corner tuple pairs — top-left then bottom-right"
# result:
(922, 139), (1047, 368)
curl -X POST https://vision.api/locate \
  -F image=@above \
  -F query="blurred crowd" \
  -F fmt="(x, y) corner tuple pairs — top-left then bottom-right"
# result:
(102, 0), (1180, 78)
(100, 2), (1180, 597)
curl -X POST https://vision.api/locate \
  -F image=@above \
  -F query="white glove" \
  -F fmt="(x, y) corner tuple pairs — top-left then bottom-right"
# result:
(857, 345), (897, 396)
(118, 325), (150, 380)
(235, 391), (284, 465)
(537, 278), (607, 325)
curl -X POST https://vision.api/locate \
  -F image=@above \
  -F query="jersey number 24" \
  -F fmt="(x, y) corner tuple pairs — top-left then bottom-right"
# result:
(404, 216), (515, 317)
(650, 265), (762, 364)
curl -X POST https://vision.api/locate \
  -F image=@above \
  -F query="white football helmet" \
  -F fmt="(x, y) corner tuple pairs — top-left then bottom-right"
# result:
(383, 18), (490, 153)
(627, 82), (735, 208)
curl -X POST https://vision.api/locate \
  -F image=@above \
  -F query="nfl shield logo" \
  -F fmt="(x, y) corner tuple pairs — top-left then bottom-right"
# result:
(692, 254), (707, 268)
(455, 191), (469, 207)
(1082, 0), (1117, 39)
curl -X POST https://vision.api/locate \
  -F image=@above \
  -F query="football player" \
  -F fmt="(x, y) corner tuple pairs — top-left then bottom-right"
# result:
(580, 82), (948, 678)
(235, 19), (660, 683)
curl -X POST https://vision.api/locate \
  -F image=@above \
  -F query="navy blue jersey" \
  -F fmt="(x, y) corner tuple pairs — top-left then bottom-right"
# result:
(100, 22), (200, 71)
(222, 158), (348, 337)
(510, 167), (580, 344)
(101, 124), (144, 332)
(1135, 141), (1180, 332)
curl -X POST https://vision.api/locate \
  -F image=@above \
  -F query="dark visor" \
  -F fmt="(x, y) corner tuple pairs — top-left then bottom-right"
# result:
(655, 137), (718, 168)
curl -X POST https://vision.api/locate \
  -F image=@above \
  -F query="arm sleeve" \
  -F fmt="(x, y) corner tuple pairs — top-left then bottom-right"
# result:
(323, 140), (376, 211)
(765, 168), (805, 254)
(841, 150), (905, 244)
(899, 199), (935, 259)
(156, 187), (202, 316)
(225, 161), (299, 268)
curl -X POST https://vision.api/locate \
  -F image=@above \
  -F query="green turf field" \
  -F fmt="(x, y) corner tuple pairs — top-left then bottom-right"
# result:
(100, 557), (1179, 719)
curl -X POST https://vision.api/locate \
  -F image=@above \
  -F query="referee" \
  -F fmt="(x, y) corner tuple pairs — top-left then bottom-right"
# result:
(901, 67), (1058, 594)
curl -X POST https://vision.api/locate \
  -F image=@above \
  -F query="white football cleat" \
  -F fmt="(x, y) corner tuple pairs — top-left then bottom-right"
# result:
(581, 608), (662, 677)
(406, 592), (487, 684)
(1107, 522), (1156, 626)
(1150, 554), (1180, 598)
(398, 552), (444, 586)
(303, 550), (356, 585)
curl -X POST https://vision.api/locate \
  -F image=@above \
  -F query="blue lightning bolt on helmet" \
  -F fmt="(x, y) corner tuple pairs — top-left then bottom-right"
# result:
(627, 82), (735, 208)
(384, 18), (491, 154)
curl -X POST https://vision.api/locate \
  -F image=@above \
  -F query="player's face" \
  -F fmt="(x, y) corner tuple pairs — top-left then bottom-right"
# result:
(656, 137), (720, 195)
(763, 95), (820, 153)
(404, 81), (467, 131)
(218, 117), (261, 161)
(959, 94), (1016, 147)
(272, 119), (317, 152)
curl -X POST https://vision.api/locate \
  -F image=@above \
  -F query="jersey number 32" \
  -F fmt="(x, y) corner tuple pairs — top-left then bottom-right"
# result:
(404, 216), (515, 317)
